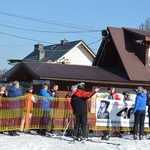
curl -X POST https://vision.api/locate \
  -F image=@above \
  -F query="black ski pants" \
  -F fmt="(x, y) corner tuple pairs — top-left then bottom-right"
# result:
(133, 110), (145, 136)
(74, 113), (87, 138)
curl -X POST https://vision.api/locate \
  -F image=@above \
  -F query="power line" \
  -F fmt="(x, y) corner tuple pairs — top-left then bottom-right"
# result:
(0, 43), (33, 47)
(0, 23), (101, 33)
(34, 45), (61, 72)
(0, 32), (67, 47)
(0, 57), (9, 60)
(0, 31), (54, 44)
(88, 39), (102, 45)
(0, 11), (100, 30)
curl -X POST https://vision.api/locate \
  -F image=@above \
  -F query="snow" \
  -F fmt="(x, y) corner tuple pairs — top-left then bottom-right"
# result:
(0, 132), (150, 150)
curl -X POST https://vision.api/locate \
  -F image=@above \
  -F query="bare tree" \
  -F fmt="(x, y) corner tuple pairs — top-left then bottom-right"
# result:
(0, 69), (7, 77)
(139, 18), (150, 30)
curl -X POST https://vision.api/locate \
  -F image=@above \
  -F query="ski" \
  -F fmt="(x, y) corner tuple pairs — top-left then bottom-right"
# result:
(81, 140), (86, 145)
(147, 137), (150, 140)
(68, 140), (86, 145)
(86, 138), (120, 146)
(45, 132), (54, 137)
(68, 140), (76, 144)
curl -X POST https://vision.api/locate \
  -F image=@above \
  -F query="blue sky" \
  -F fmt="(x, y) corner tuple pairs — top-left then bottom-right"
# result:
(0, 0), (150, 69)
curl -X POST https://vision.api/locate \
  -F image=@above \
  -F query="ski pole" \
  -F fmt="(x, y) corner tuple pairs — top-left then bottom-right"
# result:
(62, 114), (74, 138)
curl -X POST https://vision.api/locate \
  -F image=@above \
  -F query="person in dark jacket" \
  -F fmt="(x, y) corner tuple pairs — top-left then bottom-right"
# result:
(71, 82), (100, 142)
(65, 85), (77, 114)
(0, 86), (8, 134)
(146, 91), (150, 128)
(8, 81), (22, 136)
(49, 85), (59, 98)
(146, 91), (150, 139)
(131, 86), (147, 140)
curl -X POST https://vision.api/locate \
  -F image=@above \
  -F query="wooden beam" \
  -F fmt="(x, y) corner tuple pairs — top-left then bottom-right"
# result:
(39, 77), (150, 86)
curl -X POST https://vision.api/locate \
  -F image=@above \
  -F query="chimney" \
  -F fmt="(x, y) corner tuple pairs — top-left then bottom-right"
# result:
(61, 39), (68, 45)
(34, 44), (45, 60)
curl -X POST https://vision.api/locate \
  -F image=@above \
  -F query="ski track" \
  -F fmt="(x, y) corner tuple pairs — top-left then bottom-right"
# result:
(0, 133), (150, 150)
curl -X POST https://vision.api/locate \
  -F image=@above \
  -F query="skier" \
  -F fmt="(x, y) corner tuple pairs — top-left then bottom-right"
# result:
(131, 86), (147, 140)
(71, 82), (100, 143)
(102, 86), (121, 140)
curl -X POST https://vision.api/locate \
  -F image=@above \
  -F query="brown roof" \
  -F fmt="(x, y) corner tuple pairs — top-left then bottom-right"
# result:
(3, 61), (129, 83)
(123, 27), (150, 37)
(94, 26), (150, 82)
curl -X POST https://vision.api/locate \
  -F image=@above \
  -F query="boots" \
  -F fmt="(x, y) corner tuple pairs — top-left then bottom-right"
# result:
(73, 136), (78, 141)
(80, 136), (86, 141)
(133, 134), (138, 140)
(139, 135), (143, 140)
(101, 135), (110, 140)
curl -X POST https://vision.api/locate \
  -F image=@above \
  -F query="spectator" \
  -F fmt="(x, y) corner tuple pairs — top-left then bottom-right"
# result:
(122, 91), (132, 101)
(0, 85), (7, 97)
(71, 82), (100, 142)
(147, 91), (150, 128)
(108, 86), (121, 100)
(0, 86), (5, 107)
(8, 81), (22, 136)
(48, 84), (59, 132)
(65, 85), (77, 136)
(39, 83), (55, 136)
(102, 86), (121, 139)
(0, 86), (8, 100)
(131, 86), (147, 140)
(65, 85), (77, 114)
(49, 85), (59, 98)
(0, 85), (7, 133)
(146, 91), (150, 139)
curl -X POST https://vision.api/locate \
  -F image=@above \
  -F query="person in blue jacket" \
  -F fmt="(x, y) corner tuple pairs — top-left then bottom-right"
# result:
(8, 81), (22, 136)
(39, 83), (55, 136)
(131, 86), (147, 140)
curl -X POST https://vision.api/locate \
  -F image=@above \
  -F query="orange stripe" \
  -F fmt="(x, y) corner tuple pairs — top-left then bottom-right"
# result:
(25, 94), (31, 131)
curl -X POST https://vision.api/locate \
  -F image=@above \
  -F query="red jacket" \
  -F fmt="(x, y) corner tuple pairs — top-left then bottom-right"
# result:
(71, 89), (96, 114)
(65, 91), (75, 114)
(108, 91), (121, 100)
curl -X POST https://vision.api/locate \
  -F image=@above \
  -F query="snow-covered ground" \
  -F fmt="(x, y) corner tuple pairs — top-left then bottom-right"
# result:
(0, 131), (150, 150)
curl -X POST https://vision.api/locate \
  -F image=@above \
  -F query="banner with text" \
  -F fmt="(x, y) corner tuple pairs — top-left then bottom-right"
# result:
(95, 98), (149, 127)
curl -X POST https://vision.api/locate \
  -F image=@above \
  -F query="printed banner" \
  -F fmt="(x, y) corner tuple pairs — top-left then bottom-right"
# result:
(95, 98), (149, 127)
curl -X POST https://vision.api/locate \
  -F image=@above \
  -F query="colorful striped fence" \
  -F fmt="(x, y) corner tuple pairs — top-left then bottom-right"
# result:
(0, 95), (149, 132)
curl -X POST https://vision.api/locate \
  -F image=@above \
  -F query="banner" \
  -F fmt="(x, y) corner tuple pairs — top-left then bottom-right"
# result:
(95, 98), (149, 128)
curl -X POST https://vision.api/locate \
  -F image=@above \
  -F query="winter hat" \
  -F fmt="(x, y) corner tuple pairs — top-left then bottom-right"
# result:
(108, 86), (115, 91)
(26, 86), (33, 91)
(77, 82), (85, 89)
(122, 91), (130, 96)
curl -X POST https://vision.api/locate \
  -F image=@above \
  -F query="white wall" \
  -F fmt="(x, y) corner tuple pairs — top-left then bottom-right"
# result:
(55, 44), (94, 66)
